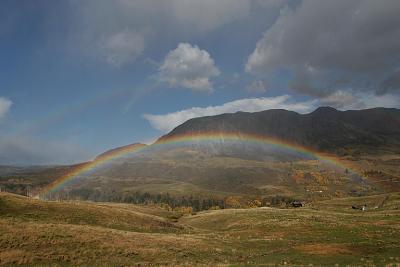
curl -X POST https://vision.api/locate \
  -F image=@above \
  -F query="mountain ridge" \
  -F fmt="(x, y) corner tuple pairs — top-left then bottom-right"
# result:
(95, 143), (147, 160)
(156, 107), (400, 155)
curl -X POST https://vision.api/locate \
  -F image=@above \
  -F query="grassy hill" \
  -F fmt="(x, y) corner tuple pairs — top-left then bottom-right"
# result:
(1, 192), (400, 266)
(36, 153), (399, 205)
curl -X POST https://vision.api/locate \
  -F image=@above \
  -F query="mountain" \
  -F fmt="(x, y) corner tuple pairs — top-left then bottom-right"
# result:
(4, 107), (399, 201)
(157, 107), (400, 155)
(63, 106), (397, 201)
(95, 143), (147, 160)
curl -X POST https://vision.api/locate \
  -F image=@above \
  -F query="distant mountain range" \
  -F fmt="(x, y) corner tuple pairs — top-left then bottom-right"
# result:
(3, 107), (400, 200)
(156, 107), (400, 156)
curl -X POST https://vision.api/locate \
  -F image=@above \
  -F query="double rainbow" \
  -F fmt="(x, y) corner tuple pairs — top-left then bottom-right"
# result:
(36, 132), (361, 198)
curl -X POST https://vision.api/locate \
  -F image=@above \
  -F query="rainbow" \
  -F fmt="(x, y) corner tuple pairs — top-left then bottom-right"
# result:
(156, 132), (362, 175)
(36, 132), (362, 198)
(36, 143), (147, 199)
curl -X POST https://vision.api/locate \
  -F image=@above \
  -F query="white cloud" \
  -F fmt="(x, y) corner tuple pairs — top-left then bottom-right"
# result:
(144, 91), (400, 133)
(319, 91), (362, 109)
(360, 93), (400, 109)
(158, 43), (220, 92)
(246, 80), (267, 94)
(319, 90), (400, 110)
(0, 97), (12, 120)
(144, 95), (316, 132)
(99, 29), (145, 66)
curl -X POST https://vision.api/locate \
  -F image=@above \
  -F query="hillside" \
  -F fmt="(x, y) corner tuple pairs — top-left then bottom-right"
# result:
(2, 107), (399, 203)
(158, 107), (400, 155)
(0, 192), (180, 233)
(1, 192), (400, 266)
(53, 107), (399, 202)
(95, 143), (147, 160)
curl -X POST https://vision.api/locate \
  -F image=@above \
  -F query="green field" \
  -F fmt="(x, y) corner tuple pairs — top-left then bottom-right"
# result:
(1, 192), (399, 266)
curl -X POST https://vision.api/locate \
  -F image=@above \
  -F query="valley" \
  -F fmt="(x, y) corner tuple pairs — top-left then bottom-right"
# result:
(1, 192), (399, 266)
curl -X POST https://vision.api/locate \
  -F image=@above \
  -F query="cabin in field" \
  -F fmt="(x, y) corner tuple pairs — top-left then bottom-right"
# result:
(291, 201), (303, 208)
(352, 204), (367, 211)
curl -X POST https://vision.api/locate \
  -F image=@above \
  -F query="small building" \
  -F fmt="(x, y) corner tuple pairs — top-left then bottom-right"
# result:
(291, 201), (303, 208)
(352, 204), (367, 211)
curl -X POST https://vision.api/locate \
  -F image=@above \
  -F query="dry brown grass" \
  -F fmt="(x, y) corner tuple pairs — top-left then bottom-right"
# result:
(0, 192), (182, 233)
(295, 244), (357, 255)
(1, 192), (400, 266)
(0, 219), (209, 266)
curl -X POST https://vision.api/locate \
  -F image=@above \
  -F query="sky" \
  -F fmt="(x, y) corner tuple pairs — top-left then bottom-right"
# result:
(1, 0), (400, 165)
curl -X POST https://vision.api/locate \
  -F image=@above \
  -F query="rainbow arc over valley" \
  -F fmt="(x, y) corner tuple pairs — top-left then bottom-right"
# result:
(36, 132), (363, 198)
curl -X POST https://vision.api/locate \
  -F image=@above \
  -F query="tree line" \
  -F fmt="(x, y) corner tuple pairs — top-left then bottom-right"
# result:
(40, 188), (301, 211)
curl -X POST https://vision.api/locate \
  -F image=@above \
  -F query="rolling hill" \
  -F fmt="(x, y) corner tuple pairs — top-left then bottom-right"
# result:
(1, 192), (399, 266)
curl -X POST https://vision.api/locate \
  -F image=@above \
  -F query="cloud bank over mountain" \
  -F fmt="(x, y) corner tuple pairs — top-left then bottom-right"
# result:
(246, 0), (400, 103)
(144, 95), (316, 132)
(144, 92), (400, 132)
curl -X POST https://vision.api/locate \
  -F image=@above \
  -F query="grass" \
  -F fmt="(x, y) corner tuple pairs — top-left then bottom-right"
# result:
(0, 193), (181, 233)
(1, 192), (400, 266)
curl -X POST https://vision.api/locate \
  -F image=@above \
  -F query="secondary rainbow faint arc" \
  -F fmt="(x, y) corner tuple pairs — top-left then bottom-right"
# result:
(36, 132), (362, 198)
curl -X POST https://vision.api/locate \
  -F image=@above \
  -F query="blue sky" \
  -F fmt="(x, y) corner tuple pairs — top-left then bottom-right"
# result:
(1, 0), (400, 165)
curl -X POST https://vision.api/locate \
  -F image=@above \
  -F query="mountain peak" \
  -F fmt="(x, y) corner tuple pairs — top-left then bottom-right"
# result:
(311, 106), (338, 114)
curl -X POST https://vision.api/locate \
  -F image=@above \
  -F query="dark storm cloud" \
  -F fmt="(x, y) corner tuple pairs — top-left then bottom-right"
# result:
(246, 0), (400, 99)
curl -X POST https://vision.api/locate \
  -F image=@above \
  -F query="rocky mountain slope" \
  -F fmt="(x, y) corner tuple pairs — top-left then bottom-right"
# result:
(157, 107), (400, 155)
